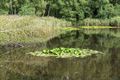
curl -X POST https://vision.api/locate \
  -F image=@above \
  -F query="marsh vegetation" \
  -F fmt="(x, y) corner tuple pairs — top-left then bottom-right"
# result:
(0, 0), (120, 80)
(0, 15), (71, 45)
(0, 27), (120, 80)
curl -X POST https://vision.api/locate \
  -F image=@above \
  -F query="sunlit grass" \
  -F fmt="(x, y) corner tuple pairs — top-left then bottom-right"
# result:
(62, 27), (79, 31)
(62, 26), (115, 31)
(62, 26), (120, 38)
(80, 26), (113, 29)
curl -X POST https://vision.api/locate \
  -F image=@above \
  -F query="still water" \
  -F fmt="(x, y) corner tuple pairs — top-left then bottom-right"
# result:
(0, 29), (120, 80)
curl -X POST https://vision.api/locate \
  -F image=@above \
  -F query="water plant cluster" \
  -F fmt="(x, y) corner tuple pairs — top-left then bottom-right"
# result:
(27, 47), (103, 58)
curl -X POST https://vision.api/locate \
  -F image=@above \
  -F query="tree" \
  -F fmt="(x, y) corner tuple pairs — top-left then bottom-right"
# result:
(88, 0), (115, 18)
(30, 0), (46, 16)
(19, 2), (35, 15)
(110, 0), (120, 5)
(0, 0), (8, 14)
(98, 4), (115, 18)
(0, 0), (120, 21)
(114, 4), (120, 16)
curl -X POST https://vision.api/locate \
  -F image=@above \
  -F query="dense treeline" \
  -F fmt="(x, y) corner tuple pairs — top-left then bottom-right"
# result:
(0, 0), (120, 21)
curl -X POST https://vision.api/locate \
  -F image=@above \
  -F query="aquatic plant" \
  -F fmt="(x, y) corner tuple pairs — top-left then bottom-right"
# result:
(27, 47), (104, 58)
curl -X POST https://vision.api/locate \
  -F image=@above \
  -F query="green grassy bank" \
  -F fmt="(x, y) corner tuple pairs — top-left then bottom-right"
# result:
(0, 15), (71, 45)
(0, 15), (119, 45)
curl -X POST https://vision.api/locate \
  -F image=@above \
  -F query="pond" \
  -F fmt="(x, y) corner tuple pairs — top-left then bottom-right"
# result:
(0, 28), (120, 80)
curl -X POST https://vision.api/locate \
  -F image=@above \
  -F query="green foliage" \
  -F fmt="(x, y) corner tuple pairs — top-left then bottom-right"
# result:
(79, 17), (120, 27)
(55, 0), (88, 21)
(98, 4), (115, 19)
(110, 0), (120, 5)
(19, 3), (35, 15)
(0, 0), (120, 21)
(114, 4), (120, 16)
(80, 18), (110, 26)
(30, 0), (47, 16)
(110, 16), (120, 27)
(27, 47), (103, 58)
(0, 9), (8, 14)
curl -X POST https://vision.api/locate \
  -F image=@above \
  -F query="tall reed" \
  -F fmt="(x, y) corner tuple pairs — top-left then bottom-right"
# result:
(0, 15), (72, 44)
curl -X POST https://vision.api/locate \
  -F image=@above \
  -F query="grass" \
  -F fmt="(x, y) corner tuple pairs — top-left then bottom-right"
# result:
(79, 17), (120, 27)
(62, 26), (115, 31)
(80, 26), (113, 29)
(0, 15), (119, 45)
(82, 29), (120, 37)
(0, 15), (71, 45)
(27, 47), (104, 58)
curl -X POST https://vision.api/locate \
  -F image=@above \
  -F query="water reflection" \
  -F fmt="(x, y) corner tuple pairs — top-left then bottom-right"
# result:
(0, 28), (120, 80)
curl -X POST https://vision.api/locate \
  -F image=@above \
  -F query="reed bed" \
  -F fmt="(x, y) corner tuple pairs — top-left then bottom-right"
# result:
(79, 16), (120, 27)
(0, 15), (71, 44)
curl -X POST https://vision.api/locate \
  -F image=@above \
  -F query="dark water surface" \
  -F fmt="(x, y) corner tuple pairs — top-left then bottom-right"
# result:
(0, 29), (120, 80)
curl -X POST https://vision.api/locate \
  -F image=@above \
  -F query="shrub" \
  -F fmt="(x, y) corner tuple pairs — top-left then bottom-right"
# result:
(0, 9), (8, 15)
(79, 17), (120, 27)
(80, 18), (108, 26)
(100, 19), (110, 26)
(110, 16), (120, 27)
(80, 18), (101, 26)
(19, 4), (35, 15)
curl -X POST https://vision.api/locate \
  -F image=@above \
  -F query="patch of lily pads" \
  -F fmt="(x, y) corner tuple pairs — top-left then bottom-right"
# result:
(27, 47), (104, 58)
